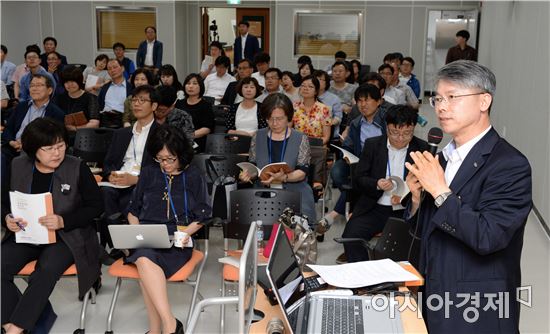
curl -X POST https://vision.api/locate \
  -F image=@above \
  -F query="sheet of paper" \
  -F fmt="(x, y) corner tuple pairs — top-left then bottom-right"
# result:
(279, 276), (302, 305)
(308, 258), (419, 288)
(85, 74), (99, 89)
(10, 191), (55, 244)
(98, 182), (131, 189)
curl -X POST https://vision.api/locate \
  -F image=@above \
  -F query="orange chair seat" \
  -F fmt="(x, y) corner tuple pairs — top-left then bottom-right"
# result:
(108, 250), (204, 281)
(17, 260), (77, 276)
(223, 264), (240, 281)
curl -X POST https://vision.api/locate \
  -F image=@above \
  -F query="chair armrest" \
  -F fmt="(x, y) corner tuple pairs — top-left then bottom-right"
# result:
(333, 237), (371, 250)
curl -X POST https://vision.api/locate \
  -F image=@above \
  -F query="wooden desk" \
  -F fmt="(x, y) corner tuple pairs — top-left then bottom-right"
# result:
(250, 263), (427, 334)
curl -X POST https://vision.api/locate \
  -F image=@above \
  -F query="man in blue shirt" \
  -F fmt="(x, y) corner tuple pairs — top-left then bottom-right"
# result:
(1, 45), (16, 88)
(98, 58), (132, 128)
(17, 49), (55, 103)
(113, 42), (135, 81)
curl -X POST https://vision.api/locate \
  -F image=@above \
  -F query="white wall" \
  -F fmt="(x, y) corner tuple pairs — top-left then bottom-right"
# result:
(207, 8), (236, 47)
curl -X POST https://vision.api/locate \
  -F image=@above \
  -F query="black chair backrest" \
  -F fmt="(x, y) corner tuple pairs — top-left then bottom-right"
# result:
(372, 217), (417, 263)
(190, 153), (248, 185)
(72, 128), (114, 166)
(205, 133), (251, 155)
(65, 64), (88, 74)
(227, 189), (301, 241)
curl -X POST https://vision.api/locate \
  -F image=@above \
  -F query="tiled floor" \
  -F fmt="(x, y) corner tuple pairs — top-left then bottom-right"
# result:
(22, 103), (550, 333)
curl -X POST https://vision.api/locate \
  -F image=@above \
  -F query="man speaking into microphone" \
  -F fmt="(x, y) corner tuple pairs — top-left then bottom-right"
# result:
(404, 60), (532, 333)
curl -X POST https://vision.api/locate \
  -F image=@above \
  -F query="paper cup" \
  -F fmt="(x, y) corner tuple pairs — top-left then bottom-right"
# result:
(174, 231), (188, 248)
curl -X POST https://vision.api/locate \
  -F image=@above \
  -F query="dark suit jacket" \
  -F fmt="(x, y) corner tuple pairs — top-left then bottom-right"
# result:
(353, 135), (428, 217)
(2, 101), (65, 143)
(233, 34), (260, 65)
(408, 128), (532, 333)
(102, 121), (158, 179)
(221, 81), (239, 106)
(136, 40), (163, 69)
(40, 53), (68, 68)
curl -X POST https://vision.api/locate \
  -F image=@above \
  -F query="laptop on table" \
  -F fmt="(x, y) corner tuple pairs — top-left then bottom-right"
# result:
(108, 224), (173, 249)
(265, 224), (403, 334)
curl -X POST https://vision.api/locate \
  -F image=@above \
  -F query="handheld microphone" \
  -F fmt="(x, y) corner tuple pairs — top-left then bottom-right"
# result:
(427, 127), (443, 156)
(266, 317), (285, 334)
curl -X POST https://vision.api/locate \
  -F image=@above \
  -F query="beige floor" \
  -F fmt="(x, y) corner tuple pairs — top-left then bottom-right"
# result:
(30, 102), (550, 333)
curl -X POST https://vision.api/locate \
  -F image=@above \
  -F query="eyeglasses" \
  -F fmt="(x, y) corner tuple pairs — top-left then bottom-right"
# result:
(40, 143), (66, 153)
(267, 116), (287, 124)
(131, 96), (152, 105)
(26, 55), (39, 60)
(154, 157), (178, 164)
(429, 92), (486, 108)
(29, 83), (47, 88)
(388, 129), (414, 139)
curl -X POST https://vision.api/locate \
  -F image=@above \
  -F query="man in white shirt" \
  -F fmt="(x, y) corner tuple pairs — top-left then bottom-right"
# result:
(204, 55), (236, 105)
(99, 85), (159, 263)
(251, 52), (270, 88)
(136, 26), (163, 73)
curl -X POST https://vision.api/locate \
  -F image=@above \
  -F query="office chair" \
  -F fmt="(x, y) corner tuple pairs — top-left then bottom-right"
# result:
(190, 153), (247, 189)
(204, 133), (251, 155)
(71, 128), (114, 167)
(186, 221), (258, 334)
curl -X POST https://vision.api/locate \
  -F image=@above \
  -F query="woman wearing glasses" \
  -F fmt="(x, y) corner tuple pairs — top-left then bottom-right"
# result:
(125, 124), (211, 334)
(239, 93), (316, 221)
(2, 118), (103, 334)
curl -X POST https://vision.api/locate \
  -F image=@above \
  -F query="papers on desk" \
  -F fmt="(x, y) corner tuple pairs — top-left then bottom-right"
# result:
(10, 191), (56, 244)
(308, 259), (419, 289)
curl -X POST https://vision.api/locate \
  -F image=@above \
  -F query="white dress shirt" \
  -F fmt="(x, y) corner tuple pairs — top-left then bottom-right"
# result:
(103, 80), (127, 112)
(251, 72), (265, 88)
(204, 72), (236, 104)
(120, 119), (154, 175)
(145, 40), (155, 66)
(378, 139), (408, 210)
(241, 33), (248, 59)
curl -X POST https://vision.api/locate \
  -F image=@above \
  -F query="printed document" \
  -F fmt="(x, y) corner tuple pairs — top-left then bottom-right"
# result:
(10, 191), (56, 244)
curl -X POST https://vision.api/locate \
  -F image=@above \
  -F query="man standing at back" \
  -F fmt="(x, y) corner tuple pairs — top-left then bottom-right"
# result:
(233, 20), (260, 67)
(446, 30), (478, 64)
(136, 26), (163, 73)
(405, 60), (531, 333)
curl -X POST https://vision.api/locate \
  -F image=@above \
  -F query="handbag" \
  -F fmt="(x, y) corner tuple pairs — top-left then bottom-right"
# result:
(205, 157), (237, 220)
(277, 208), (318, 272)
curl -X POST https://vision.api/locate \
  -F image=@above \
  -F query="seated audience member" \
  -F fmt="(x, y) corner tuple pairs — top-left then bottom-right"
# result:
(383, 53), (419, 108)
(154, 85), (195, 145)
(83, 54), (111, 96)
(225, 77), (266, 136)
(342, 105), (428, 262)
(293, 55), (312, 87)
(378, 64), (405, 105)
(123, 68), (154, 127)
(296, 62), (314, 88)
(1, 45), (16, 88)
(12, 45), (41, 101)
(318, 84), (387, 244)
(240, 93), (316, 220)
(177, 74), (215, 153)
(346, 72), (393, 125)
(158, 64), (183, 92)
(1, 81), (8, 109)
(256, 68), (283, 103)
(46, 51), (65, 97)
(200, 41), (225, 78)
(281, 71), (300, 103)
(220, 59), (253, 106)
(99, 85), (159, 262)
(399, 56), (421, 99)
(136, 26), (163, 72)
(314, 70), (343, 138)
(112, 42), (135, 80)
(204, 55), (235, 105)
(18, 48), (56, 103)
(56, 67), (100, 133)
(350, 59), (362, 84)
(127, 124), (210, 334)
(2, 118), (102, 334)
(325, 50), (347, 75)
(39, 36), (68, 68)
(292, 75), (332, 194)
(98, 58), (132, 129)
(251, 52), (270, 88)
(328, 61), (357, 131)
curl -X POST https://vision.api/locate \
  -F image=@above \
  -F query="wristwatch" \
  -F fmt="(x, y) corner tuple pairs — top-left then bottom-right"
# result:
(434, 191), (453, 208)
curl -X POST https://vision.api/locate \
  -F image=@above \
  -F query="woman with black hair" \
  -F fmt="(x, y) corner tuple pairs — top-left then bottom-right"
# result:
(2, 118), (103, 334)
(225, 77), (266, 136)
(159, 64), (183, 92)
(125, 124), (211, 334)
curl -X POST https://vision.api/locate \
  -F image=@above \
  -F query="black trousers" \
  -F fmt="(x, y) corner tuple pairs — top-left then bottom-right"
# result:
(99, 111), (123, 129)
(100, 186), (134, 248)
(342, 204), (404, 263)
(1, 236), (73, 330)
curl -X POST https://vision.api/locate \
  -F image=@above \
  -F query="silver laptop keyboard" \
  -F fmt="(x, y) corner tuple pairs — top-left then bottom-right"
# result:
(321, 298), (364, 334)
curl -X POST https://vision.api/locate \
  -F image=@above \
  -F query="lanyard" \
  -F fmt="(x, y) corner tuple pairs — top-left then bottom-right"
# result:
(30, 164), (54, 194)
(268, 127), (288, 164)
(163, 171), (189, 225)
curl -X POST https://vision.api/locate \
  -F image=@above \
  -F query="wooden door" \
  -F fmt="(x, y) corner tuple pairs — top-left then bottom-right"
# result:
(236, 8), (270, 55)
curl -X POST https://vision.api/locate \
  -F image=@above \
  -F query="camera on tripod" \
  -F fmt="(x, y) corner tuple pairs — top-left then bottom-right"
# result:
(209, 20), (219, 42)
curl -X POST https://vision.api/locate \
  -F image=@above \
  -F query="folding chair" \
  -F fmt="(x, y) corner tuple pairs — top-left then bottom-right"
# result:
(220, 189), (300, 332)
(186, 222), (258, 334)
(104, 225), (210, 333)
(204, 133), (251, 155)
(71, 128), (114, 167)
(15, 261), (97, 334)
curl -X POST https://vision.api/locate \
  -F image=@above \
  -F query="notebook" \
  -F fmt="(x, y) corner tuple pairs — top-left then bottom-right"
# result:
(108, 224), (172, 249)
(265, 224), (403, 334)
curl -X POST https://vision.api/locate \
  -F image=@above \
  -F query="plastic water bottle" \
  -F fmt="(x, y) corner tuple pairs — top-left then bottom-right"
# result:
(256, 220), (264, 255)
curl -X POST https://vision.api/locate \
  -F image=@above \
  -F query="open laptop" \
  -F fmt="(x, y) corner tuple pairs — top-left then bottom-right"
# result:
(265, 224), (403, 334)
(108, 225), (172, 249)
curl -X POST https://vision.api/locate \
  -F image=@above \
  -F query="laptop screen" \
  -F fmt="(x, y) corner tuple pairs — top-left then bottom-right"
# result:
(266, 224), (310, 333)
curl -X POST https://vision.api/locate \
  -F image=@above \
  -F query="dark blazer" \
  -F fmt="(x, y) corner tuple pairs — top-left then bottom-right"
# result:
(136, 40), (163, 69)
(408, 128), (532, 333)
(40, 53), (68, 68)
(2, 101), (65, 143)
(353, 135), (428, 217)
(97, 81), (132, 111)
(233, 34), (260, 65)
(221, 81), (239, 106)
(343, 111), (387, 156)
(102, 121), (158, 179)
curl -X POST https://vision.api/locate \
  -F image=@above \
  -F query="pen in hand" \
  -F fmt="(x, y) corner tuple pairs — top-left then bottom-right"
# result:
(8, 214), (26, 231)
